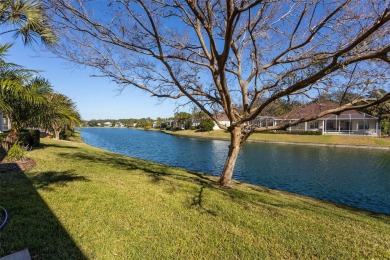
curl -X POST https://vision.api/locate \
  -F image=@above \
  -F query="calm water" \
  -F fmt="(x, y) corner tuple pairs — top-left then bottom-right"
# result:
(80, 128), (390, 214)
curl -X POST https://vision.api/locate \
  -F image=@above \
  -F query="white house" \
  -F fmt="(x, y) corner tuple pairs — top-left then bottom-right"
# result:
(104, 122), (112, 127)
(0, 112), (11, 133)
(274, 103), (380, 136)
(115, 122), (124, 128)
(213, 113), (231, 130)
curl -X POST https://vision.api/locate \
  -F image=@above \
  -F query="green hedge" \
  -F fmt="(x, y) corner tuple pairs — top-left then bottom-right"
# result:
(60, 129), (70, 140)
(18, 129), (40, 148)
(261, 130), (322, 135)
(0, 133), (7, 143)
(198, 119), (214, 131)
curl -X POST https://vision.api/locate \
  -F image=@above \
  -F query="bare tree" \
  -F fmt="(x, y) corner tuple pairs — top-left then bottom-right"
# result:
(47, 0), (390, 186)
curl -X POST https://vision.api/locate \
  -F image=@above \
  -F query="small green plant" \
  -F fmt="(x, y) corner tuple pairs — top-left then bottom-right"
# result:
(5, 143), (26, 162)
(189, 126), (196, 130)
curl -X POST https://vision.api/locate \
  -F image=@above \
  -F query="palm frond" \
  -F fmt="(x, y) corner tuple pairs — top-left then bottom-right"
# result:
(1, 0), (57, 46)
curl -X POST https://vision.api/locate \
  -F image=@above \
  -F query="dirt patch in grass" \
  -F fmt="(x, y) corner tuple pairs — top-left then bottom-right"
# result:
(0, 159), (36, 173)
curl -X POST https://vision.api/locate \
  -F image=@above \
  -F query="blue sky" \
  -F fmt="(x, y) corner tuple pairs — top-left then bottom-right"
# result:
(3, 37), (181, 120)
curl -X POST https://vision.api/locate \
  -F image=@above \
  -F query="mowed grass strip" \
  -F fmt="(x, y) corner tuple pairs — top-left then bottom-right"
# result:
(167, 129), (390, 147)
(1, 138), (389, 259)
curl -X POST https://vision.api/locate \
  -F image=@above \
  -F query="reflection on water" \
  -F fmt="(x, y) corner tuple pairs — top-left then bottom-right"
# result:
(80, 128), (390, 214)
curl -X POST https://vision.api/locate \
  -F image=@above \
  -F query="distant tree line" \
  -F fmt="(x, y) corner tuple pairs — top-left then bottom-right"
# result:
(84, 96), (390, 135)
(85, 117), (156, 128)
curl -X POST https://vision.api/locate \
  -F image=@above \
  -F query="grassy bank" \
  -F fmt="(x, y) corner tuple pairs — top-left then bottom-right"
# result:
(1, 139), (389, 259)
(167, 130), (390, 147)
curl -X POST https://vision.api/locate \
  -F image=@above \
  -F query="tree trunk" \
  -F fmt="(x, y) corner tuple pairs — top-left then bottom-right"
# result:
(218, 126), (242, 187)
(2, 128), (18, 152)
(54, 130), (60, 140)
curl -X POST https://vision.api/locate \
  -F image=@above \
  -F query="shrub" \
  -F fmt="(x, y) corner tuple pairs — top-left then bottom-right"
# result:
(18, 129), (40, 148)
(198, 119), (214, 132)
(381, 119), (389, 136)
(0, 133), (8, 157)
(0, 133), (7, 143)
(5, 142), (25, 162)
(174, 126), (182, 131)
(29, 130), (40, 146)
(144, 125), (152, 130)
(260, 130), (322, 135)
(60, 129), (73, 140)
(189, 126), (196, 130)
(165, 125), (171, 130)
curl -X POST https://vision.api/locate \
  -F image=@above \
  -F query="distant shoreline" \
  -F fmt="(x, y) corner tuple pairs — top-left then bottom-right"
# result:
(163, 130), (390, 150)
(78, 127), (390, 150)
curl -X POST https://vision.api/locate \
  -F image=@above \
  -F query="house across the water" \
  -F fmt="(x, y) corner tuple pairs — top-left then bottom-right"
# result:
(213, 113), (231, 130)
(103, 122), (112, 127)
(115, 122), (124, 128)
(266, 103), (380, 136)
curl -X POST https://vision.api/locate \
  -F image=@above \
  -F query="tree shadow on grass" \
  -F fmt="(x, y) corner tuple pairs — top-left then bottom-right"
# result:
(58, 151), (213, 184)
(57, 150), (390, 224)
(57, 150), (326, 218)
(56, 149), (390, 225)
(41, 143), (81, 150)
(190, 180), (218, 216)
(218, 183), (390, 224)
(30, 170), (90, 191)
(0, 168), (86, 259)
(58, 151), (221, 216)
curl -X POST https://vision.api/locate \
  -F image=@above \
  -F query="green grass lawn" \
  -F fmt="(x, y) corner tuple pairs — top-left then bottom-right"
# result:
(167, 130), (390, 147)
(1, 139), (389, 259)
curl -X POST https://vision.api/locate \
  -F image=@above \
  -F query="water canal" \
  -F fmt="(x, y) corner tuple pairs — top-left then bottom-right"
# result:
(80, 128), (390, 214)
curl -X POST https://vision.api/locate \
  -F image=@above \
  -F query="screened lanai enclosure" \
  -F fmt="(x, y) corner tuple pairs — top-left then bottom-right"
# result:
(274, 112), (379, 136)
(251, 116), (278, 128)
(253, 103), (380, 136)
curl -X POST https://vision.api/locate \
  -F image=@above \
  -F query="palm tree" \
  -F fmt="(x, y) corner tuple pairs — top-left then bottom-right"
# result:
(0, 0), (57, 137)
(1, 43), (51, 128)
(42, 93), (81, 140)
(0, 43), (34, 113)
(0, 0), (57, 45)
(5, 76), (53, 130)
(1, 74), (53, 150)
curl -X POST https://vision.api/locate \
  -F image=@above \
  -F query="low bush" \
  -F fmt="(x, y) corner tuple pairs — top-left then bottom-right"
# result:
(189, 126), (196, 130)
(144, 125), (152, 130)
(0, 133), (7, 143)
(18, 129), (40, 148)
(381, 119), (389, 136)
(260, 130), (322, 135)
(198, 119), (214, 132)
(29, 130), (40, 146)
(61, 129), (73, 140)
(5, 142), (25, 162)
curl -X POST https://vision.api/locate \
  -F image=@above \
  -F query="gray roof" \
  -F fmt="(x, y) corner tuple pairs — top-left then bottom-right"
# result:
(278, 103), (377, 120)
